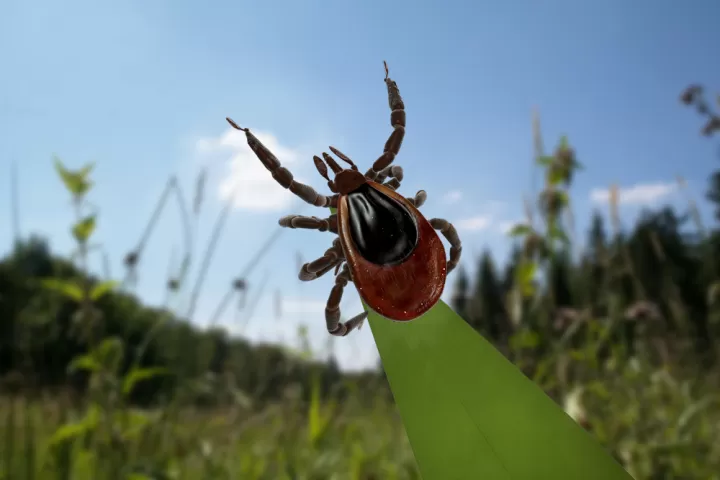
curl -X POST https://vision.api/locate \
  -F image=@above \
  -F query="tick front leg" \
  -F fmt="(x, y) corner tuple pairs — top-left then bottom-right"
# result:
(226, 118), (333, 208)
(429, 218), (462, 273)
(406, 190), (427, 208)
(279, 214), (337, 233)
(375, 165), (403, 190)
(298, 238), (344, 281)
(326, 264), (368, 337)
(366, 62), (406, 181)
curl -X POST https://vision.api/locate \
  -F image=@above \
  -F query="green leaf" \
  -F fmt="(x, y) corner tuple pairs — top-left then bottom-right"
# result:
(535, 155), (555, 167)
(96, 337), (125, 373)
(122, 367), (170, 397)
(40, 278), (84, 301)
(72, 215), (96, 244)
(508, 224), (532, 237)
(547, 167), (567, 186)
(68, 354), (101, 373)
(49, 422), (89, 446)
(53, 157), (93, 197)
(329, 207), (631, 479)
(548, 225), (570, 244)
(515, 260), (538, 296)
(49, 404), (100, 446)
(509, 328), (541, 351)
(307, 372), (335, 447)
(90, 280), (118, 301)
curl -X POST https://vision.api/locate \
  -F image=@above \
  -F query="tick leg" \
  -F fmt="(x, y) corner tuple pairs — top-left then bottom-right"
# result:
(326, 264), (368, 337)
(376, 165), (404, 190)
(226, 118), (333, 208)
(299, 238), (344, 281)
(279, 214), (337, 233)
(429, 218), (462, 273)
(406, 190), (427, 208)
(366, 62), (406, 181)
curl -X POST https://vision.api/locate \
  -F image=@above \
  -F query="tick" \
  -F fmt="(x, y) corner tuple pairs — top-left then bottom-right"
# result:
(226, 61), (462, 337)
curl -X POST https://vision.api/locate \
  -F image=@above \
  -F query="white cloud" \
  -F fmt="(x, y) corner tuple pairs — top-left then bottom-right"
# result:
(196, 127), (308, 211)
(590, 182), (677, 206)
(442, 190), (463, 204)
(456, 215), (491, 231)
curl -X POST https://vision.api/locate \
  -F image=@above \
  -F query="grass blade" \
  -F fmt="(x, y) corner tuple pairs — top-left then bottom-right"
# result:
(365, 299), (632, 480)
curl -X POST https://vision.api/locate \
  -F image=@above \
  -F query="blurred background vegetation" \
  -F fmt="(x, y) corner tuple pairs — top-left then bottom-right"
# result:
(1, 86), (720, 479)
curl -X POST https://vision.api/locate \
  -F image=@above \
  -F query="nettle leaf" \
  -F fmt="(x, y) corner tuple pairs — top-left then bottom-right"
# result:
(510, 328), (541, 350)
(508, 224), (533, 237)
(68, 354), (101, 373)
(548, 225), (570, 244)
(536, 155), (555, 166)
(40, 278), (84, 301)
(49, 404), (100, 446)
(53, 157), (94, 197)
(557, 190), (570, 206)
(72, 215), (97, 244)
(122, 367), (171, 397)
(515, 261), (538, 297)
(49, 422), (89, 446)
(547, 167), (568, 186)
(90, 280), (118, 301)
(96, 337), (125, 373)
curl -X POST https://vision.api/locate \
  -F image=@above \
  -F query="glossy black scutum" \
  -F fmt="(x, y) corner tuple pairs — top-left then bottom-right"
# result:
(346, 184), (418, 266)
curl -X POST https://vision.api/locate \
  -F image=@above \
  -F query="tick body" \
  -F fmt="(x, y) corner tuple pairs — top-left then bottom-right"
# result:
(226, 61), (462, 337)
(337, 181), (447, 321)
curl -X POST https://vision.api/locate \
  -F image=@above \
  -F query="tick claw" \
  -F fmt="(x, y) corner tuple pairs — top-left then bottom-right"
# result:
(226, 117), (248, 132)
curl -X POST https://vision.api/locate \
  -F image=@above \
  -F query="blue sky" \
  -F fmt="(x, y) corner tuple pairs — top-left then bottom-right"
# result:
(2, 0), (720, 371)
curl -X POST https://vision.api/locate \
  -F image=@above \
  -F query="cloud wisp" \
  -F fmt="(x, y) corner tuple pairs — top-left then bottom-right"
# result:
(456, 215), (492, 231)
(590, 182), (677, 206)
(442, 190), (463, 205)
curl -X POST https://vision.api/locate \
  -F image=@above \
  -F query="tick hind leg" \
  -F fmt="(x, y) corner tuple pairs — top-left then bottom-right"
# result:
(365, 62), (406, 181)
(429, 218), (462, 273)
(326, 264), (368, 337)
(299, 238), (344, 281)
(226, 118), (335, 208)
(279, 214), (337, 233)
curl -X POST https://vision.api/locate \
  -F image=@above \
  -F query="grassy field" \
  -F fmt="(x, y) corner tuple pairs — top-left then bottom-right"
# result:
(3, 103), (720, 479)
(1, 390), (419, 480)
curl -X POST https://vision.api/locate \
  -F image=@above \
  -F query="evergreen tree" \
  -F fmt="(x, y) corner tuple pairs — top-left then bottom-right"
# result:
(450, 265), (470, 321)
(469, 250), (508, 341)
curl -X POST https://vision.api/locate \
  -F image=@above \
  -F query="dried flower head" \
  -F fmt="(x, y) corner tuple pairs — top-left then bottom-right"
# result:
(701, 115), (720, 137)
(124, 251), (139, 268)
(680, 85), (702, 105)
(232, 278), (247, 291)
(624, 300), (661, 323)
(553, 307), (582, 331)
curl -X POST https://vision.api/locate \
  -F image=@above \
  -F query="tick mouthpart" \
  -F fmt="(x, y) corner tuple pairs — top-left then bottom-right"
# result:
(334, 170), (367, 194)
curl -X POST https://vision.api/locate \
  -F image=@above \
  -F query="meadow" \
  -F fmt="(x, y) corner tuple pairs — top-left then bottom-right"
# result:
(1, 85), (720, 479)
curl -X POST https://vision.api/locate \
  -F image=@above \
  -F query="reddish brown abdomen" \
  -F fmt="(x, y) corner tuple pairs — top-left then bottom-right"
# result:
(337, 181), (447, 321)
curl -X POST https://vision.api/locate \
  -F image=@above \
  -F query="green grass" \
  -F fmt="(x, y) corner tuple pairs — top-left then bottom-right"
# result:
(0, 393), (419, 479)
